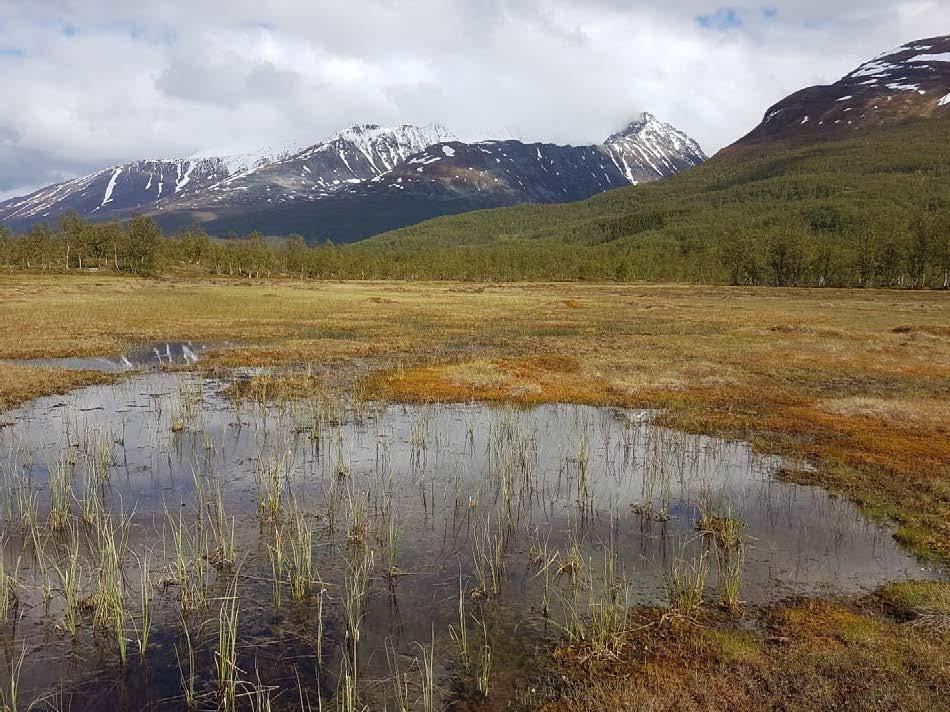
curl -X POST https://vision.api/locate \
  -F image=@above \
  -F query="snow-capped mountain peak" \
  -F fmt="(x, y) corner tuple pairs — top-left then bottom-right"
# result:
(603, 113), (707, 183)
(608, 112), (659, 137)
(294, 123), (459, 176)
(195, 140), (306, 177)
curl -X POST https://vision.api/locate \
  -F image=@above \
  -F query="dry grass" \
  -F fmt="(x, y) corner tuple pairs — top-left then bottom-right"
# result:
(223, 373), (324, 402)
(0, 364), (114, 411)
(0, 274), (948, 558)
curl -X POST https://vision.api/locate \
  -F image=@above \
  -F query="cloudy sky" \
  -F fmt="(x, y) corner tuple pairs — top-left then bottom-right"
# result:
(1, 0), (949, 200)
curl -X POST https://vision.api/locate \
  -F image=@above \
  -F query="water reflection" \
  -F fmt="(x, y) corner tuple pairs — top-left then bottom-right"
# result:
(0, 373), (940, 710)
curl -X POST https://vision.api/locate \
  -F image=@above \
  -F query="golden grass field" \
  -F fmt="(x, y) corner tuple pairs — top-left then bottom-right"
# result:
(1, 273), (947, 709)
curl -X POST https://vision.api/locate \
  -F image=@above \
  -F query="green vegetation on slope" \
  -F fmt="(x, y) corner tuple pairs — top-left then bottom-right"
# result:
(1, 119), (948, 286)
(365, 118), (950, 286)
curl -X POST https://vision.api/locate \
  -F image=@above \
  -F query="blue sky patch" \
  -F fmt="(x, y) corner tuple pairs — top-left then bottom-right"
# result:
(696, 8), (743, 31)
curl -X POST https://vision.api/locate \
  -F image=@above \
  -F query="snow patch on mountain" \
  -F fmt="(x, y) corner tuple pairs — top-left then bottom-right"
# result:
(100, 168), (122, 208)
(296, 124), (458, 176)
(909, 53), (950, 63)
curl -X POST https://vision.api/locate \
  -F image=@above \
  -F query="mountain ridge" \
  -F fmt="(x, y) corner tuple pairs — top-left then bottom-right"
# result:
(0, 116), (706, 241)
(731, 34), (950, 148)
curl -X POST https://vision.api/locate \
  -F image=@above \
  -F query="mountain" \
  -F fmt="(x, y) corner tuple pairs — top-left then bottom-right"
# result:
(604, 113), (706, 182)
(357, 36), (949, 287)
(0, 116), (705, 242)
(336, 115), (705, 208)
(734, 35), (950, 147)
(0, 124), (455, 230)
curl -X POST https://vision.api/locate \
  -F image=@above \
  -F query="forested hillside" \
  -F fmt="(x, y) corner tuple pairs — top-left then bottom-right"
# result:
(364, 118), (950, 286)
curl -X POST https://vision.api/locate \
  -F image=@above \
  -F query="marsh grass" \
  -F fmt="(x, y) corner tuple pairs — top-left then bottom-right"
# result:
(665, 540), (710, 617)
(383, 510), (400, 580)
(164, 505), (211, 612)
(256, 450), (291, 522)
(0, 644), (25, 712)
(698, 513), (747, 610)
(449, 573), (470, 670)
(207, 481), (236, 570)
(79, 466), (103, 526)
(170, 378), (204, 433)
(587, 541), (630, 656)
(385, 640), (410, 712)
(8, 475), (38, 531)
(287, 505), (314, 602)
(472, 517), (505, 599)
(0, 539), (18, 621)
(135, 554), (152, 658)
(51, 533), (81, 636)
(91, 513), (132, 665)
(175, 616), (198, 710)
(417, 633), (436, 712)
(266, 525), (284, 608)
(476, 616), (492, 699)
(344, 547), (373, 632)
(216, 578), (241, 712)
(47, 455), (73, 530)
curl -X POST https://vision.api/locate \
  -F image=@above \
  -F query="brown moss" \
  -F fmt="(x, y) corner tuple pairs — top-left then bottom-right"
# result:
(0, 364), (115, 411)
(530, 594), (950, 711)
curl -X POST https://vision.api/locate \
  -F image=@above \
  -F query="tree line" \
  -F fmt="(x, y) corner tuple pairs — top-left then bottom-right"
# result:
(0, 210), (946, 288)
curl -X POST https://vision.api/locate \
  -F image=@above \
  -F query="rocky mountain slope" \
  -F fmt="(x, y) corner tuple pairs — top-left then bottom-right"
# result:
(357, 113), (704, 200)
(0, 124), (454, 228)
(735, 34), (950, 146)
(604, 113), (706, 181)
(0, 116), (705, 242)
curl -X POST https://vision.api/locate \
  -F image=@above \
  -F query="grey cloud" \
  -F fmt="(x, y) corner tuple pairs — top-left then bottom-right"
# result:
(1, 1), (949, 199)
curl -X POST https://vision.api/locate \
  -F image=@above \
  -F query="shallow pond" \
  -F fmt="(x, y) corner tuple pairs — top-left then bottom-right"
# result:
(7, 341), (216, 372)
(0, 373), (938, 710)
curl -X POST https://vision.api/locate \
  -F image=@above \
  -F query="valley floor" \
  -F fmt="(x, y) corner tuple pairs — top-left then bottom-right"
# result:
(1, 274), (947, 709)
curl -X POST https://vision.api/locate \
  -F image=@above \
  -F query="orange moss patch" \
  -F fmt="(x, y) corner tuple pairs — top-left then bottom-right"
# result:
(364, 359), (613, 405)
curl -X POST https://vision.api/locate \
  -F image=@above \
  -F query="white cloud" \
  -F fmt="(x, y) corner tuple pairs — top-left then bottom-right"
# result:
(0, 0), (949, 197)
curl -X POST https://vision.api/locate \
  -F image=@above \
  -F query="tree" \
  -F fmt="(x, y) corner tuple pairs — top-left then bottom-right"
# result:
(766, 231), (807, 286)
(283, 234), (309, 277)
(720, 233), (762, 285)
(127, 215), (162, 275)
